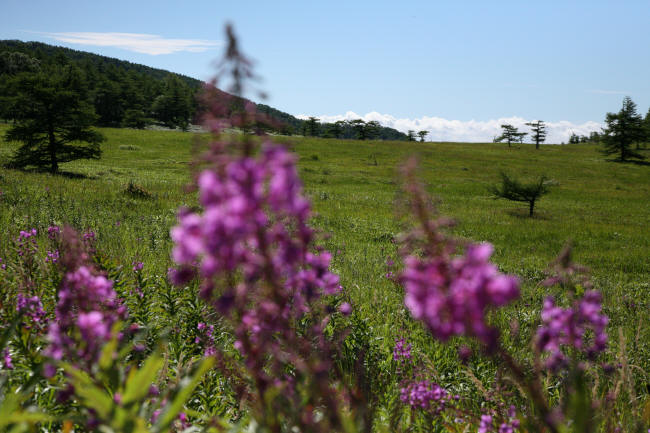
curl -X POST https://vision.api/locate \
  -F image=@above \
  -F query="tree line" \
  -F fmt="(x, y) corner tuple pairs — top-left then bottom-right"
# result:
(0, 41), (409, 141)
(0, 41), (198, 130)
(493, 96), (649, 162)
(298, 117), (407, 140)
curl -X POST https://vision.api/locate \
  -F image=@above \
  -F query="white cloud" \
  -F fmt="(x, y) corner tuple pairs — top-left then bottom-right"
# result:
(41, 32), (220, 55)
(297, 111), (603, 144)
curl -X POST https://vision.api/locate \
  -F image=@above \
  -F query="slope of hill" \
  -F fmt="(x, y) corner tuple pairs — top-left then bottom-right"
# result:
(0, 40), (407, 139)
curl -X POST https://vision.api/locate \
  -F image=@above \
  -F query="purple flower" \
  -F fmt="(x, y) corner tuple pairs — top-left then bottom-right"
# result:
(132, 261), (143, 272)
(47, 225), (60, 240)
(2, 348), (12, 370)
(339, 302), (352, 316)
(46, 250), (60, 263)
(400, 380), (448, 413)
(536, 290), (608, 370)
(16, 294), (47, 330)
(393, 338), (412, 361)
(46, 264), (127, 366)
(401, 243), (519, 346)
(478, 414), (493, 433)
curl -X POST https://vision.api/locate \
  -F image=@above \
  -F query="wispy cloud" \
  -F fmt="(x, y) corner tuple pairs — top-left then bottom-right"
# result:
(297, 111), (603, 144)
(587, 89), (629, 95)
(40, 32), (220, 55)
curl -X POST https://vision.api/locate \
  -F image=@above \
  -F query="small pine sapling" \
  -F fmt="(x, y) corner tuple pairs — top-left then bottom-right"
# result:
(490, 172), (552, 216)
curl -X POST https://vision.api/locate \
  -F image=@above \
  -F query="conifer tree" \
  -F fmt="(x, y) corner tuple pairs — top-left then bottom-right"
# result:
(601, 96), (645, 161)
(495, 124), (526, 147)
(407, 130), (416, 141)
(525, 120), (546, 149)
(348, 119), (368, 140)
(490, 172), (551, 217)
(3, 66), (104, 174)
(417, 130), (429, 142)
(305, 116), (320, 136)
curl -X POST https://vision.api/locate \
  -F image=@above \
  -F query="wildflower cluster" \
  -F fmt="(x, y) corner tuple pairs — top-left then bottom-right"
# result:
(400, 380), (449, 414)
(46, 234), (127, 367)
(16, 293), (47, 331)
(402, 242), (519, 346)
(536, 290), (608, 370)
(393, 337), (412, 362)
(17, 228), (38, 257)
(478, 405), (520, 433)
(168, 25), (351, 431)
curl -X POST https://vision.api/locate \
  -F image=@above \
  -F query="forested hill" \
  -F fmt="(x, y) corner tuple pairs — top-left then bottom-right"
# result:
(0, 40), (407, 140)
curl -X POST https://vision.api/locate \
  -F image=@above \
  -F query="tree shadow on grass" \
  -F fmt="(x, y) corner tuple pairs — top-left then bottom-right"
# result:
(604, 158), (650, 166)
(506, 208), (552, 220)
(3, 165), (98, 179)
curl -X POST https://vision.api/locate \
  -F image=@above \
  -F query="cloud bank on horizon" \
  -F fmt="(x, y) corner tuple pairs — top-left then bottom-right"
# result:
(41, 32), (220, 55)
(297, 112), (603, 144)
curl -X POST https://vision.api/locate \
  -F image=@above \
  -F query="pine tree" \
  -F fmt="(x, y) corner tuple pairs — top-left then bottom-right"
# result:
(305, 117), (320, 136)
(407, 130), (416, 141)
(152, 75), (192, 130)
(348, 119), (367, 140)
(3, 66), (104, 174)
(490, 172), (551, 217)
(364, 121), (381, 139)
(495, 124), (526, 147)
(525, 120), (546, 149)
(601, 96), (645, 161)
(417, 130), (429, 142)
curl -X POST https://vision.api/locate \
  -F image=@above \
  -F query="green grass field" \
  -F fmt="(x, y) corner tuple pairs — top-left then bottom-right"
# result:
(1, 125), (649, 399)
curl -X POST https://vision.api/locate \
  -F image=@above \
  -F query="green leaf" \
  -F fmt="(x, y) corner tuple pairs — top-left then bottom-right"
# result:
(62, 362), (113, 418)
(156, 357), (215, 430)
(122, 353), (164, 406)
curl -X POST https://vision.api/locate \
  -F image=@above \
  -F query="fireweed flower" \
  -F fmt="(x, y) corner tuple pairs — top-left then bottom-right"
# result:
(400, 380), (448, 414)
(393, 338), (412, 361)
(401, 243), (519, 346)
(169, 119), (347, 427)
(536, 290), (608, 370)
(16, 293), (47, 331)
(2, 348), (13, 370)
(17, 228), (38, 257)
(45, 250), (60, 263)
(170, 143), (341, 353)
(46, 264), (127, 366)
(47, 225), (61, 240)
(478, 414), (494, 433)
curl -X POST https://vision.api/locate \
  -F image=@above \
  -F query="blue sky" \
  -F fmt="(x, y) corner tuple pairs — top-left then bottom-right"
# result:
(2, 0), (649, 142)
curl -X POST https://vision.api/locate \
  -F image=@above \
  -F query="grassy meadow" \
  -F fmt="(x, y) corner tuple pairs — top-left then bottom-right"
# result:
(1, 124), (649, 426)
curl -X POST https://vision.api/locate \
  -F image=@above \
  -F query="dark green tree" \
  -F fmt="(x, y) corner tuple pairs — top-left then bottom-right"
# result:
(490, 172), (552, 217)
(642, 107), (650, 148)
(348, 119), (367, 140)
(601, 96), (645, 161)
(495, 124), (526, 147)
(327, 120), (345, 138)
(364, 121), (381, 139)
(94, 78), (125, 126)
(525, 120), (546, 149)
(589, 131), (601, 143)
(122, 108), (150, 129)
(417, 130), (429, 142)
(152, 75), (192, 130)
(3, 66), (104, 174)
(0, 51), (40, 75)
(305, 116), (320, 136)
(407, 130), (416, 141)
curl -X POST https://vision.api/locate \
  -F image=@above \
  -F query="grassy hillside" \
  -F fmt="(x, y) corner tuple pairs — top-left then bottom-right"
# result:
(1, 125), (649, 380)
